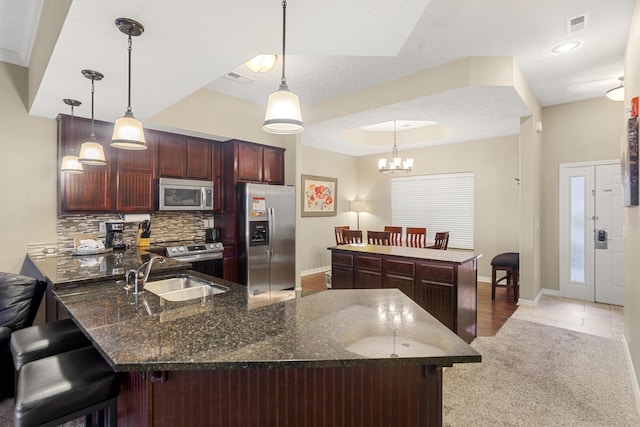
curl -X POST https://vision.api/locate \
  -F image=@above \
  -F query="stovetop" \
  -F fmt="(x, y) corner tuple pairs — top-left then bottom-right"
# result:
(163, 241), (224, 258)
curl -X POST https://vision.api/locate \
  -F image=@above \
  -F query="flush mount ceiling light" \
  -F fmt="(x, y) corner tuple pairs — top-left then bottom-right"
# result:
(78, 69), (107, 165)
(551, 40), (581, 54)
(378, 120), (414, 173)
(606, 76), (625, 101)
(60, 98), (84, 174)
(246, 54), (277, 73)
(263, 0), (304, 134)
(111, 17), (147, 150)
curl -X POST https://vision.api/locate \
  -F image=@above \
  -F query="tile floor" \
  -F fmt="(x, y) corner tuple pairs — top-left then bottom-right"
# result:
(511, 294), (625, 340)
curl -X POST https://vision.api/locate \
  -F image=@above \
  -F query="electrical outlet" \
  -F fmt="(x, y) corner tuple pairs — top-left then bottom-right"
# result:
(203, 220), (208, 228)
(98, 222), (106, 237)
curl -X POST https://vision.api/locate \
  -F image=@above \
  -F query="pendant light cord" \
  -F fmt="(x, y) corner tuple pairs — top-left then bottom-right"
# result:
(70, 105), (75, 152)
(127, 33), (133, 113)
(90, 78), (95, 135)
(281, 0), (287, 85)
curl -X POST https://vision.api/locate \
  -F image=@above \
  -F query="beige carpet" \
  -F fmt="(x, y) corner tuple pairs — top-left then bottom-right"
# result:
(444, 318), (640, 426)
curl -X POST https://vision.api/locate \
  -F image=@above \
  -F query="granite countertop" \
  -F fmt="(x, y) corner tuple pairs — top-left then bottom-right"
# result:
(28, 248), (190, 288)
(332, 244), (481, 263)
(52, 271), (481, 372)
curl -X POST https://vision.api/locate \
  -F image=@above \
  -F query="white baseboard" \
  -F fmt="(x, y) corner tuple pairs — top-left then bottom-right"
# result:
(478, 275), (491, 284)
(622, 335), (640, 416)
(301, 266), (331, 277)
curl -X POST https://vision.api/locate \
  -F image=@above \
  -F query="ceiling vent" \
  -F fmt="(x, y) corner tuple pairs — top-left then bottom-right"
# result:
(224, 71), (254, 84)
(567, 14), (587, 33)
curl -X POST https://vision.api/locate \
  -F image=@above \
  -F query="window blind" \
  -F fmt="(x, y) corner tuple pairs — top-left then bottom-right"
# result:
(391, 173), (474, 249)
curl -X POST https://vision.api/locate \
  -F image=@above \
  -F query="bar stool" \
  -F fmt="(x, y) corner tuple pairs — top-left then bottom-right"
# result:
(491, 252), (519, 302)
(11, 318), (92, 394)
(14, 346), (119, 427)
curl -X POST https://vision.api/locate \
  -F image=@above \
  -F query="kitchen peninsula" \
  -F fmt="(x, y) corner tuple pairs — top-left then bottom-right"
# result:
(30, 250), (480, 426)
(330, 244), (481, 343)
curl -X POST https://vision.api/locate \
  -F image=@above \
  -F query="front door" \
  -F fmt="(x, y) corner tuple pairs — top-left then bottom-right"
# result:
(559, 162), (624, 306)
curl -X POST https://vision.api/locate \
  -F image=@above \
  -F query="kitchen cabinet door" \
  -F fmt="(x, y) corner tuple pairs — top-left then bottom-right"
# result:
(158, 133), (187, 178)
(116, 129), (158, 212)
(237, 142), (263, 182)
(58, 114), (115, 213)
(262, 146), (284, 184)
(186, 137), (211, 180)
(211, 142), (223, 212)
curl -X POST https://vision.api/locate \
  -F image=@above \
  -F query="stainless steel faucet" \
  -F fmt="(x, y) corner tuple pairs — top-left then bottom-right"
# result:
(125, 255), (166, 295)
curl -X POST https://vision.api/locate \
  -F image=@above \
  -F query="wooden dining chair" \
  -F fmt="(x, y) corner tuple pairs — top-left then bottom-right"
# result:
(342, 229), (363, 244)
(383, 226), (403, 246)
(428, 232), (450, 250)
(406, 227), (426, 247)
(335, 226), (350, 245)
(367, 231), (391, 246)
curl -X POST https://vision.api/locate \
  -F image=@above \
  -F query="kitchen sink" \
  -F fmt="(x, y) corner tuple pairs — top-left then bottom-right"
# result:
(145, 274), (229, 302)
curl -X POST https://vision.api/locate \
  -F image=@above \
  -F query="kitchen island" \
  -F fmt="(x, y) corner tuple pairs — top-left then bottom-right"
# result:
(330, 244), (481, 343)
(31, 252), (481, 426)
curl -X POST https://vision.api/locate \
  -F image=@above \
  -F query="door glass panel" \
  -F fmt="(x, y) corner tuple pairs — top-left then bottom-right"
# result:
(570, 176), (586, 283)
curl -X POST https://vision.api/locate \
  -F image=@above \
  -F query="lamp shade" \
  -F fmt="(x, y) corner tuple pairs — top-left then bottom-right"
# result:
(111, 115), (147, 150)
(350, 200), (367, 213)
(78, 140), (106, 165)
(263, 84), (304, 134)
(61, 155), (84, 174)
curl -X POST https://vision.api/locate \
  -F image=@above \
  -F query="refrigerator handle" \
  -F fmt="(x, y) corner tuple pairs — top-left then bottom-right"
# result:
(268, 208), (275, 258)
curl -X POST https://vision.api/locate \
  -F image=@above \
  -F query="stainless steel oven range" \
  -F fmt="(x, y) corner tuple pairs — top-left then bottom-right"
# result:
(165, 242), (224, 278)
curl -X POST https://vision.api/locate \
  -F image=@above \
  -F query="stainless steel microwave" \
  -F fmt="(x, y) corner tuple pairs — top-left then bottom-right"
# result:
(158, 178), (213, 211)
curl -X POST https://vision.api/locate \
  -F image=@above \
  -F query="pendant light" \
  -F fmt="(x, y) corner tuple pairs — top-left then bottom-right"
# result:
(60, 99), (84, 174)
(378, 121), (414, 173)
(111, 17), (147, 150)
(263, 0), (303, 134)
(78, 69), (107, 165)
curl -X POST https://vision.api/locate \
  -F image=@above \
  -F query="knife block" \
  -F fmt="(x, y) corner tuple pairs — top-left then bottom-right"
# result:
(136, 229), (150, 248)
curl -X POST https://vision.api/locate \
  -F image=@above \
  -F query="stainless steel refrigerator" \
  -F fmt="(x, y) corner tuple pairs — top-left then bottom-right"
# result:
(237, 183), (295, 296)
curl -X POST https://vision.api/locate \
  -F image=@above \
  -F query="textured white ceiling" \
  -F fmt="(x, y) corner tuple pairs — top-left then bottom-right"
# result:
(0, 0), (633, 156)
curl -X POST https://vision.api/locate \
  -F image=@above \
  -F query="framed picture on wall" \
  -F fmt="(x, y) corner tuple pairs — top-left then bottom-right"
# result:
(301, 175), (337, 217)
(623, 115), (639, 206)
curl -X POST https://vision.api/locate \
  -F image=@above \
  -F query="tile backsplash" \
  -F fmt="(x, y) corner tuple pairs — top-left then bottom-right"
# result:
(28, 212), (215, 258)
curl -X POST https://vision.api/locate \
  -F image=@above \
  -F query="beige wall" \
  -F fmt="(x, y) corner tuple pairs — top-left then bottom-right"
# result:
(0, 62), (57, 274)
(355, 135), (519, 279)
(623, 0), (640, 403)
(540, 98), (624, 292)
(298, 146), (358, 273)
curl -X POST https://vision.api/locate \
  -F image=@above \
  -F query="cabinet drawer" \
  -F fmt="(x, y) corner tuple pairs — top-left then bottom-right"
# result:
(386, 257), (415, 276)
(416, 262), (455, 283)
(357, 256), (382, 272)
(332, 252), (353, 267)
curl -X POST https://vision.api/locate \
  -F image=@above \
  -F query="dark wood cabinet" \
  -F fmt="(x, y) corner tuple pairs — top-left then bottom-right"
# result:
(330, 247), (478, 343)
(211, 142), (223, 212)
(222, 243), (237, 283)
(225, 140), (285, 185)
(115, 129), (158, 212)
(58, 114), (115, 213)
(158, 133), (212, 180)
(59, 115), (222, 214)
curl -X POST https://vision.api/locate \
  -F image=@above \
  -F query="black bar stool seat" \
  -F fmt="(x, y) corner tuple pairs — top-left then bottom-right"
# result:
(10, 318), (92, 374)
(491, 252), (520, 302)
(14, 346), (119, 427)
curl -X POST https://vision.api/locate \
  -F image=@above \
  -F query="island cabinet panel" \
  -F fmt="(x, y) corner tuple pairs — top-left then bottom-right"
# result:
(223, 243), (237, 282)
(115, 129), (158, 212)
(355, 255), (383, 289)
(385, 257), (416, 298)
(58, 114), (116, 213)
(330, 247), (478, 343)
(119, 365), (440, 426)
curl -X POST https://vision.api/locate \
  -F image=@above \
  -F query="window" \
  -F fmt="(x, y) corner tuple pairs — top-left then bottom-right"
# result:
(391, 173), (474, 249)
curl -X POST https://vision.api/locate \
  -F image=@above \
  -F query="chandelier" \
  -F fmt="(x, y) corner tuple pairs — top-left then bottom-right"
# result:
(378, 120), (413, 173)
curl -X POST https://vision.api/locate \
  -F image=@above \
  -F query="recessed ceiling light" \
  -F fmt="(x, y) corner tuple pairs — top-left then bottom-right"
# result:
(551, 40), (581, 54)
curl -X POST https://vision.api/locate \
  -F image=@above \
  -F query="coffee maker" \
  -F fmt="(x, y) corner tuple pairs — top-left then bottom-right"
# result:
(105, 221), (126, 249)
